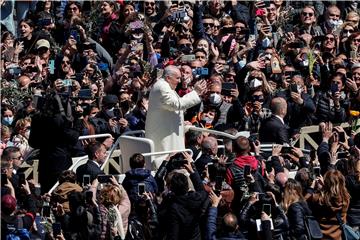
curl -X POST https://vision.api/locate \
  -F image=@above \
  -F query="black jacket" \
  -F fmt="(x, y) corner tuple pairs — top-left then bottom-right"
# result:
(259, 115), (289, 144)
(346, 175), (360, 227)
(287, 201), (312, 240)
(159, 170), (209, 240)
(314, 90), (348, 124)
(76, 160), (104, 185)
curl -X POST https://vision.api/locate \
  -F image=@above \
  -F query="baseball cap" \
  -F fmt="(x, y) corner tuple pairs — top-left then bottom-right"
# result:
(35, 39), (50, 50)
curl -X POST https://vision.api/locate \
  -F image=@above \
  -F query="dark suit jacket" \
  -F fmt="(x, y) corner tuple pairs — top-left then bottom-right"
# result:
(259, 115), (289, 144)
(76, 160), (104, 185)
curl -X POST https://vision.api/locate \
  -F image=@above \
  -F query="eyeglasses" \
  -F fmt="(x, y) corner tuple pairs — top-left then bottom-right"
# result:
(302, 12), (314, 17)
(62, 60), (70, 64)
(196, 55), (206, 59)
(145, 2), (155, 6)
(353, 38), (360, 43)
(329, 14), (340, 18)
(214, 25), (220, 29)
(343, 29), (354, 34)
(26, 126), (31, 130)
(69, 7), (78, 11)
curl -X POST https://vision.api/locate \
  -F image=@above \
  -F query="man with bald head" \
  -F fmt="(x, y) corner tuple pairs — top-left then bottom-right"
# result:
(17, 75), (31, 90)
(194, 136), (218, 173)
(259, 97), (289, 144)
(145, 65), (207, 168)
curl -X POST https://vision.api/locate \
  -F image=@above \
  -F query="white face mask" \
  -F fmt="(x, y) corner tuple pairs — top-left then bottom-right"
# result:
(300, 59), (309, 67)
(249, 78), (263, 89)
(209, 93), (222, 105)
(328, 19), (343, 28)
(24, 129), (30, 139)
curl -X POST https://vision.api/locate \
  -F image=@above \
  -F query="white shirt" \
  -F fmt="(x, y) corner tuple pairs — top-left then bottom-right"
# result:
(274, 114), (284, 125)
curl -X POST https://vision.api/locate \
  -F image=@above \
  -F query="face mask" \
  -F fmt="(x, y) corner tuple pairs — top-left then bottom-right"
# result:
(238, 58), (247, 69)
(24, 130), (30, 139)
(120, 100), (130, 110)
(209, 93), (222, 105)
(328, 19), (343, 28)
(262, 37), (272, 48)
(249, 78), (263, 89)
(155, 53), (161, 59)
(2, 116), (13, 126)
(201, 115), (213, 124)
(300, 59), (309, 67)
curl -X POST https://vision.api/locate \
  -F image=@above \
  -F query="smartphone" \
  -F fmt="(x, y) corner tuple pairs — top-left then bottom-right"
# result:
(263, 1), (270, 8)
(271, 57), (281, 74)
(215, 176), (223, 191)
(181, 54), (196, 62)
(1, 173), (7, 187)
(83, 175), (90, 186)
(138, 183), (145, 196)
(221, 82), (236, 96)
(113, 108), (122, 120)
(48, 59), (55, 75)
(338, 131), (345, 143)
(97, 175), (112, 183)
(281, 146), (293, 154)
(52, 222), (61, 236)
(78, 89), (92, 99)
(70, 29), (80, 42)
(18, 172), (26, 186)
(42, 205), (51, 217)
(85, 190), (93, 204)
(244, 164), (251, 177)
(337, 151), (348, 159)
(289, 84), (298, 93)
(222, 27), (236, 34)
(262, 204), (271, 216)
(62, 79), (72, 87)
(331, 83), (339, 94)
(313, 167), (321, 177)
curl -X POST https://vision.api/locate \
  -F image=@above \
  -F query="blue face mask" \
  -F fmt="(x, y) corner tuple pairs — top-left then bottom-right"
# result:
(156, 53), (161, 60)
(238, 59), (247, 69)
(2, 116), (13, 126)
(262, 37), (272, 48)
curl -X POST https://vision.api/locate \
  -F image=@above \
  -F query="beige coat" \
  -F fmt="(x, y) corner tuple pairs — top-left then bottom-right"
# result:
(145, 78), (201, 167)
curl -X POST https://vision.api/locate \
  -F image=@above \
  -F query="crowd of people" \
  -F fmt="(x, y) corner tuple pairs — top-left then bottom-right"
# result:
(1, 0), (360, 239)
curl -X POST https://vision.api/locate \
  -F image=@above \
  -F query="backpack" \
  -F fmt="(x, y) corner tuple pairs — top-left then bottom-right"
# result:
(6, 217), (31, 240)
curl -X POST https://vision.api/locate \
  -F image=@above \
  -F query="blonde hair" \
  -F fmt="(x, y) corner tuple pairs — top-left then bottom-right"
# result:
(99, 185), (125, 207)
(14, 117), (31, 133)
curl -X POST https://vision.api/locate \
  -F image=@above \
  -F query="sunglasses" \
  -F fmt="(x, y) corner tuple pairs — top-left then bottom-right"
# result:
(62, 60), (70, 64)
(179, 43), (192, 48)
(343, 29), (354, 34)
(353, 38), (360, 43)
(325, 36), (335, 41)
(203, 23), (214, 28)
(145, 2), (155, 6)
(302, 12), (314, 17)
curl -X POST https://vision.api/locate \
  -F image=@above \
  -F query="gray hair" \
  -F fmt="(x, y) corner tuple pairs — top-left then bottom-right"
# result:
(163, 65), (179, 79)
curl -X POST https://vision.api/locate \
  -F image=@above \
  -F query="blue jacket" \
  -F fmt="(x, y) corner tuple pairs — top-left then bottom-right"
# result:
(207, 207), (246, 240)
(122, 168), (158, 196)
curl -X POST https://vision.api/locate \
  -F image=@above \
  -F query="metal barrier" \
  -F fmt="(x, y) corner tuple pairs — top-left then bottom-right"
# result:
(23, 121), (360, 188)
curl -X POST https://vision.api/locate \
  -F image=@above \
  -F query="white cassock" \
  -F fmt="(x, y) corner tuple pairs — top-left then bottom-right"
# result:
(145, 78), (201, 168)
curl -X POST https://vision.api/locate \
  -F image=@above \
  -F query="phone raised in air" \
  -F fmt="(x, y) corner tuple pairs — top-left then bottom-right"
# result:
(138, 183), (145, 196)
(244, 164), (251, 177)
(262, 204), (271, 216)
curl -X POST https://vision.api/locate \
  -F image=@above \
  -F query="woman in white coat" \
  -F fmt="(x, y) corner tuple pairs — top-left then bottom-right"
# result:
(145, 65), (207, 168)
